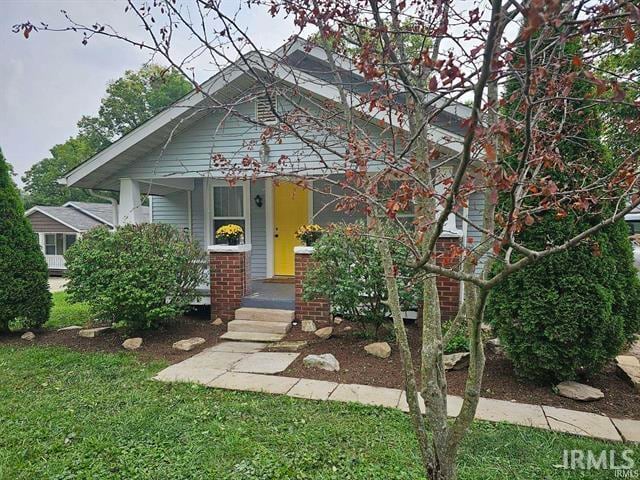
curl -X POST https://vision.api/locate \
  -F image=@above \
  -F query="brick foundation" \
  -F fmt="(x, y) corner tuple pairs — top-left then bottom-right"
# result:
(294, 247), (330, 323)
(209, 245), (252, 321)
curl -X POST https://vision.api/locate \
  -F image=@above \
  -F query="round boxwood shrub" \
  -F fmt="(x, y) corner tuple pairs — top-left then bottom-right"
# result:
(0, 148), (51, 332)
(65, 223), (206, 330)
(486, 217), (640, 383)
(303, 222), (420, 336)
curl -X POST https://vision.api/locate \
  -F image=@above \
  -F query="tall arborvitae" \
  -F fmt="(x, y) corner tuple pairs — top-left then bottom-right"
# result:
(0, 148), (51, 331)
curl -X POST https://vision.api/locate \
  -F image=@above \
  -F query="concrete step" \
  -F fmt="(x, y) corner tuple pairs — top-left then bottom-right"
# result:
(227, 320), (292, 335)
(220, 331), (285, 343)
(234, 307), (294, 323)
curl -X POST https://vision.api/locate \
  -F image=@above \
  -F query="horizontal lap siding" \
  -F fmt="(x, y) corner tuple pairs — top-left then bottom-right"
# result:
(27, 212), (76, 233)
(150, 192), (189, 235)
(250, 180), (267, 279)
(112, 100), (347, 180)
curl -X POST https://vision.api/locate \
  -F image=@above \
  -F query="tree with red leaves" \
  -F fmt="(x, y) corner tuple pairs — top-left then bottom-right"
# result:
(13, 1), (640, 478)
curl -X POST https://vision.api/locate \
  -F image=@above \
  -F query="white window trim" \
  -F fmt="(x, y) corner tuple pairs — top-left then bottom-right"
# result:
(206, 179), (251, 246)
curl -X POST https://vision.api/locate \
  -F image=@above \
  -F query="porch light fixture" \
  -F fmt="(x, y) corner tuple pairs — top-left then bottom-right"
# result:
(254, 194), (263, 208)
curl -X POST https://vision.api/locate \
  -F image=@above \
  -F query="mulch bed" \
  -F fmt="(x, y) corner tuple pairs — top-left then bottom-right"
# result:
(281, 319), (640, 420)
(0, 307), (227, 365)
(2, 312), (638, 420)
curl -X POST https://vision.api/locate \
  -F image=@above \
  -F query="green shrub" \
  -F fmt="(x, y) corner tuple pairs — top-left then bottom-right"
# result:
(0, 149), (51, 332)
(65, 223), (206, 330)
(486, 218), (640, 383)
(303, 222), (419, 336)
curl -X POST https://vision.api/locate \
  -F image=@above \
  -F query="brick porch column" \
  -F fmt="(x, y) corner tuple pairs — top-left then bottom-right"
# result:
(208, 244), (252, 321)
(435, 237), (461, 321)
(294, 246), (330, 323)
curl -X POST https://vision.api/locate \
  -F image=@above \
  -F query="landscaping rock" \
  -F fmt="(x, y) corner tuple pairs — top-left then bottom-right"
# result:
(443, 352), (470, 370)
(303, 353), (340, 372)
(364, 342), (391, 359)
(627, 338), (640, 359)
(266, 340), (309, 352)
(78, 327), (111, 338)
(556, 381), (604, 401)
(486, 337), (503, 355)
(615, 355), (640, 392)
(315, 326), (333, 340)
(21, 331), (35, 341)
(122, 337), (143, 350)
(212, 317), (223, 326)
(301, 320), (317, 332)
(481, 323), (493, 335)
(57, 325), (83, 332)
(172, 337), (206, 351)
(343, 326), (352, 331)
(333, 316), (344, 325)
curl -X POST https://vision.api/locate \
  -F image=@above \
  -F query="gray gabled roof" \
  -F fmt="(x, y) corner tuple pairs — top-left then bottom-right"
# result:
(26, 202), (149, 232)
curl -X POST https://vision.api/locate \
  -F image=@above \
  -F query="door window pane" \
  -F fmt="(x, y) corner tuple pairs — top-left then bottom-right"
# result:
(56, 234), (64, 255)
(213, 186), (243, 217)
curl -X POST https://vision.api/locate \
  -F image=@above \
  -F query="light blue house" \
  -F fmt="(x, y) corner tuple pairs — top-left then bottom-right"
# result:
(59, 39), (481, 318)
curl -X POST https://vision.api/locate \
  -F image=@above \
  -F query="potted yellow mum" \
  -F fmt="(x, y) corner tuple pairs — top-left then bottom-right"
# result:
(215, 224), (244, 245)
(295, 224), (324, 246)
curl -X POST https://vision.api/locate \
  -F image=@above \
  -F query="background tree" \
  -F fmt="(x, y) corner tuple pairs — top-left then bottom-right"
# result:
(21, 64), (191, 208)
(0, 147), (51, 332)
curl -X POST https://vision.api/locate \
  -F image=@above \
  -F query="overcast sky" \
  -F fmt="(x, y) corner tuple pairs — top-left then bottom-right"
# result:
(1, 0), (296, 186)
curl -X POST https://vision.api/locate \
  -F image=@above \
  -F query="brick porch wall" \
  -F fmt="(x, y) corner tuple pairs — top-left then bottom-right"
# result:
(294, 247), (330, 323)
(209, 245), (252, 321)
(435, 237), (461, 321)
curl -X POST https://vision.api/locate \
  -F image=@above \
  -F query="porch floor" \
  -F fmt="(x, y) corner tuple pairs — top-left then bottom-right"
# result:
(241, 280), (295, 310)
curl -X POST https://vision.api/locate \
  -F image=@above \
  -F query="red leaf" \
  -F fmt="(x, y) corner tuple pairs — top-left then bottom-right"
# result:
(524, 214), (534, 226)
(428, 76), (438, 92)
(484, 143), (497, 161)
(624, 21), (635, 43)
(572, 55), (582, 68)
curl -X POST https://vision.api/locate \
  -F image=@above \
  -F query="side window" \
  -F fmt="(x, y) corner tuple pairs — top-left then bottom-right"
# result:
(44, 234), (56, 255)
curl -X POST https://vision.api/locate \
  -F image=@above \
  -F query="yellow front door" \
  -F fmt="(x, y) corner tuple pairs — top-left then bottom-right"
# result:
(273, 181), (308, 276)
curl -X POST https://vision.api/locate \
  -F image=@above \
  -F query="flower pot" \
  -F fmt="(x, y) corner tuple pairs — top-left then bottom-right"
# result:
(227, 238), (239, 246)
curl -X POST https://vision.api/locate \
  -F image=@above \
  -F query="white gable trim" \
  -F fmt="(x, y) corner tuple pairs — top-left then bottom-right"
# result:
(25, 207), (84, 233)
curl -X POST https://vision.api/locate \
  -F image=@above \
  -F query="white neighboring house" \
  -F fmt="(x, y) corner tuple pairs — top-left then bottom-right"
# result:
(25, 201), (149, 274)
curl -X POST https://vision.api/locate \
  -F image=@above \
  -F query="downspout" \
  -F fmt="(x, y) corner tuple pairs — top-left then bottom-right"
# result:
(88, 189), (119, 227)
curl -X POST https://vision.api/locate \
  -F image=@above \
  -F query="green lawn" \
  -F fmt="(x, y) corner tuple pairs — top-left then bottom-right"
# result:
(45, 292), (92, 329)
(0, 346), (635, 479)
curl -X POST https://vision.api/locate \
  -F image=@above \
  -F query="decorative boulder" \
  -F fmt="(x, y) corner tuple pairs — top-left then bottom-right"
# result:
(266, 340), (308, 352)
(122, 337), (143, 350)
(555, 381), (604, 401)
(78, 327), (111, 338)
(443, 352), (470, 371)
(615, 355), (640, 393)
(364, 342), (391, 359)
(314, 326), (333, 340)
(172, 337), (206, 351)
(212, 318), (223, 326)
(57, 325), (83, 332)
(21, 331), (35, 341)
(486, 338), (503, 355)
(303, 353), (340, 372)
(301, 320), (317, 332)
(333, 316), (344, 325)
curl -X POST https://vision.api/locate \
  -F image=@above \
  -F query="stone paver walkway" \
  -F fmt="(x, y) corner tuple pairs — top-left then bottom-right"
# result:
(154, 342), (639, 444)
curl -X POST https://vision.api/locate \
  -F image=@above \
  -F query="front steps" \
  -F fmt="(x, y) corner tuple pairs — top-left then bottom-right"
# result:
(220, 307), (294, 342)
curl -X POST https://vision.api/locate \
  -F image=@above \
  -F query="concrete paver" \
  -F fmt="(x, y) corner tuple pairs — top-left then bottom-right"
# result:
(230, 352), (299, 374)
(543, 405), (622, 442)
(287, 379), (338, 400)
(208, 372), (299, 394)
(329, 383), (402, 408)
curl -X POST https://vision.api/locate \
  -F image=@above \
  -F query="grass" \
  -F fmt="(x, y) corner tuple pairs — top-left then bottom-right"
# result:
(0, 346), (636, 479)
(45, 292), (92, 329)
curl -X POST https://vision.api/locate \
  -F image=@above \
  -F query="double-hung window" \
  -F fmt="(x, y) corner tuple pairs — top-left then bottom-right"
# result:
(211, 183), (250, 244)
(44, 233), (77, 255)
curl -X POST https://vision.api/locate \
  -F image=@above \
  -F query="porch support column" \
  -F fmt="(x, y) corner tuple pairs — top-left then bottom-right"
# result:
(208, 244), (252, 321)
(118, 178), (144, 225)
(294, 246), (330, 323)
